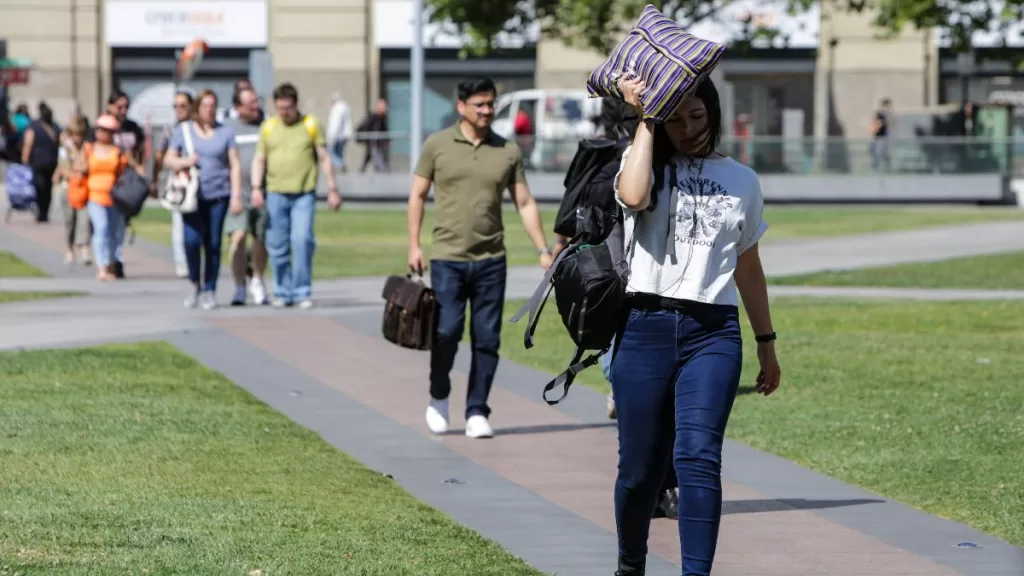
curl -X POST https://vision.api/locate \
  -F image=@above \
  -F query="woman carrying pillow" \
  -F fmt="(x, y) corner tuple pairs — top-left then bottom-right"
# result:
(162, 90), (242, 310)
(610, 75), (782, 576)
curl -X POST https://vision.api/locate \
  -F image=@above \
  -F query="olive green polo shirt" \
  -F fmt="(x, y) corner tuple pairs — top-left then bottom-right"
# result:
(415, 124), (526, 262)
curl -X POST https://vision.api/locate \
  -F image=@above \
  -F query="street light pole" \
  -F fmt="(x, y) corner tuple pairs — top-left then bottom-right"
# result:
(410, 0), (424, 175)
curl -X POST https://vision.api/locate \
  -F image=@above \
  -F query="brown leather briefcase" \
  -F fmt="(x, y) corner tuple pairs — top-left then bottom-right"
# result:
(381, 274), (436, 350)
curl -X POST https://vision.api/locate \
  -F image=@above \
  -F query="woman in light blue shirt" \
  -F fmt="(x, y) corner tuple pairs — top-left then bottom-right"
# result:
(163, 90), (243, 310)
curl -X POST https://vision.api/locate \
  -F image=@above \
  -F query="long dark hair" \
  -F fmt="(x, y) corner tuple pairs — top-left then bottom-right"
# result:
(598, 97), (640, 141)
(652, 78), (723, 170)
(38, 101), (54, 126)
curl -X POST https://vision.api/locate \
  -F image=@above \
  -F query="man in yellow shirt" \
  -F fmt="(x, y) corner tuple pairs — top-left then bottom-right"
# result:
(251, 83), (342, 310)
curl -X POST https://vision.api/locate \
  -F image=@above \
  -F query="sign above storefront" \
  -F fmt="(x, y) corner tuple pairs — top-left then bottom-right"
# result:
(105, 0), (267, 48)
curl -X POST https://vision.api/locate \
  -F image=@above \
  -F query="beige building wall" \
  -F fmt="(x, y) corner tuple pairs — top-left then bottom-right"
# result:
(269, 0), (372, 169)
(3, 0), (376, 167)
(535, 39), (603, 90)
(814, 3), (938, 140)
(2, 0), (109, 122)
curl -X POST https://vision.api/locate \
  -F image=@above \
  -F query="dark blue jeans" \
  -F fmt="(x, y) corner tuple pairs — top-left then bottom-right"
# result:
(429, 257), (507, 419)
(609, 298), (743, 576)
(182, 196), (229, 292)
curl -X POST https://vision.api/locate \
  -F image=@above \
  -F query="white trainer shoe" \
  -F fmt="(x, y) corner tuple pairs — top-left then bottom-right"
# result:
(248, 277), (267, 305)
(465, 415), (495, 439)
(425, 398), (450, 434)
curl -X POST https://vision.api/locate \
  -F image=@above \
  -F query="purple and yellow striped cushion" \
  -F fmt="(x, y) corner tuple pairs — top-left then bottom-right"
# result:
(587, 4), (725, 124)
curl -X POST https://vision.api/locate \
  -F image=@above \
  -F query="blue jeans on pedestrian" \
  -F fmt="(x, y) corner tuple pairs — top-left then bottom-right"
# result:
(182, 196), (229, 292)
(265, 191), (316, 302)
(87, 201), (125, 268)
(609, 297), (743, 576)
(330, 140), (347, 170)
(429, 257), (507, 419)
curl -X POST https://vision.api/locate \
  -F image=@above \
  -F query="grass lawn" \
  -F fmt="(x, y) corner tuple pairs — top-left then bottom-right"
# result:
(0, 292), (81, 304)
(0, 251), (46, 277)
(771, 251), (1024, 290)
(500, 297), (1024, 546)
(131, 207), (559, 279)
(130, 205), (1024, 279)
(0, 343), (542, 575)
(762, 205), (1024, 238)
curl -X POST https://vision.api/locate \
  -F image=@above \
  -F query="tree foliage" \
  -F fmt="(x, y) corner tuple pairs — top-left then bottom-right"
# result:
(424, 0), (807, 54)
(425, 0), (1018, 56)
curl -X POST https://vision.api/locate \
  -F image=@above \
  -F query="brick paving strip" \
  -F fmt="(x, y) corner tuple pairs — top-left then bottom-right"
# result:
(2, 211), (1024, 574)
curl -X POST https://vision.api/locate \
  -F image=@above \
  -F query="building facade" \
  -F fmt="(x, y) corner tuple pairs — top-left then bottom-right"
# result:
(3, 0), (372, 166)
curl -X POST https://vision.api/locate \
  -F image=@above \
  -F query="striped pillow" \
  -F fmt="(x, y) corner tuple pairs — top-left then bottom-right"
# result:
(587, 4), (725, 124)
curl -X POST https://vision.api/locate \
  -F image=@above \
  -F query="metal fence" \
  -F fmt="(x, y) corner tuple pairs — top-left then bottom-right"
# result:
(344, 132), (1024, 178)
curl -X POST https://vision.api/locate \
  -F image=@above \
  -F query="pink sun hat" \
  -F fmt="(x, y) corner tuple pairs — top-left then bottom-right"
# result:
(94, 114), (121, 132)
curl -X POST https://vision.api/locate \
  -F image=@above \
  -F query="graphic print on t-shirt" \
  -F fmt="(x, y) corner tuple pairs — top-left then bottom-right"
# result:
(676, 177), (734, 247)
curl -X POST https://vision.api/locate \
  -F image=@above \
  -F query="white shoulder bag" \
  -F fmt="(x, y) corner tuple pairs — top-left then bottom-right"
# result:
(160, 121), (199, 214)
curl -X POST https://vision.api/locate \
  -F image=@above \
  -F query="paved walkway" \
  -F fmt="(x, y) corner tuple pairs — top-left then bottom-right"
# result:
(1, 211), (1023, 575)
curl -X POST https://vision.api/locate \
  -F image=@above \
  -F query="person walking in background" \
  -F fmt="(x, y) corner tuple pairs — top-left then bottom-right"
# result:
(870, 98), (891, 171)
(53, 116), (92, 265)
(326, 92), (352, 171)
(408, 77), (553, 439)
(250, 83), (341, 310)
(95, 90), (145, 279)
(153, 90), (195, 278)
(161, 90), (242, 310)
(103, 90), (146, 165)
(223, 87), (269, 306)
(20, 101), (61, 222)
(11, 103), (30, 134)
(75, 114), (138, 281)
(356, 98), (390, 172)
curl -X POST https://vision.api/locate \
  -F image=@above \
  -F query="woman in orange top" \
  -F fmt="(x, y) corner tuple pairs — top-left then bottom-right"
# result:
(73, 114), (137, 280)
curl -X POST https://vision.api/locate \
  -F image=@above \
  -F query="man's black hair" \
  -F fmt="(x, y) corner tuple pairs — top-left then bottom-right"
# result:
(457, 77), (497, 101)
(272, 83), (299, 103)
(107, 89), (129, 105)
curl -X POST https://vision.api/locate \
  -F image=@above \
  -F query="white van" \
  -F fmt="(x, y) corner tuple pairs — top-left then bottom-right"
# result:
(491, 89), (601, 171)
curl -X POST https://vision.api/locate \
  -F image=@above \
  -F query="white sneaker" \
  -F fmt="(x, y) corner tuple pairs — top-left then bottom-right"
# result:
(248, 277), (267, 305)
(271, 298), (289, 309)
(199, 291), (218, 310)
(298, 299), (314, 310)
(465, 415), (495, 439)
(183, 285), (199, 309)
(425, 398), (450, 434)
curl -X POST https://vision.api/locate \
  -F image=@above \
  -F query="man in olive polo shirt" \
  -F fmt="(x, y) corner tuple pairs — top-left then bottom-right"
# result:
(408, 77), (553, 439)
(251, 83), (341, 310)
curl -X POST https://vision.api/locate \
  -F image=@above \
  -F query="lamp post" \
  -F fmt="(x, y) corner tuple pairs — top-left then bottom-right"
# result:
(956, 51), (975, 104)
(410, 0), (424, 175)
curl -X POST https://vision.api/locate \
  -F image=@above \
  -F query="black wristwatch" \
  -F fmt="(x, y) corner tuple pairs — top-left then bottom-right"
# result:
(755, 332), (777, 343)
(538, 247), (553, 256)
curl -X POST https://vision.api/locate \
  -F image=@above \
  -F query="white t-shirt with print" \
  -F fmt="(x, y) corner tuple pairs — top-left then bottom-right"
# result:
(614, 145), (768, 306)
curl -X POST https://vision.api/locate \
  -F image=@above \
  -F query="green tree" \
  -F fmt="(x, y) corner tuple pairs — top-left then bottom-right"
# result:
(424, 0), (804, 54)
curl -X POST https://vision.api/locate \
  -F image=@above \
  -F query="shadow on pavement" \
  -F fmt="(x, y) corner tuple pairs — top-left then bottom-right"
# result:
(724, 498), (885, 515)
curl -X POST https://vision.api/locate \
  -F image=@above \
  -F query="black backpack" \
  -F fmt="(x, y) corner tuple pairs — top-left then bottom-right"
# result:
(552, 138), (628, 244)
(510, 138), (634, 405)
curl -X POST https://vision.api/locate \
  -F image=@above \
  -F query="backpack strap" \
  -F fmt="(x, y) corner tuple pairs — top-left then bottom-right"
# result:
(665, 161), (679, 262)
(302, 115), (318, 142)
(542, 345), (608, 405)
(509, 240), (577, 348)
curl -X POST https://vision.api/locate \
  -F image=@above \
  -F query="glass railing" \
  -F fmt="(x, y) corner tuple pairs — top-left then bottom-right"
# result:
(212, 129), (1022, 178)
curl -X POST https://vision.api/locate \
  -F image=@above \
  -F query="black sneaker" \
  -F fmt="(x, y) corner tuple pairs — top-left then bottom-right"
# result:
(652, 488), (679, 520)
(112, 261), (125, 279)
